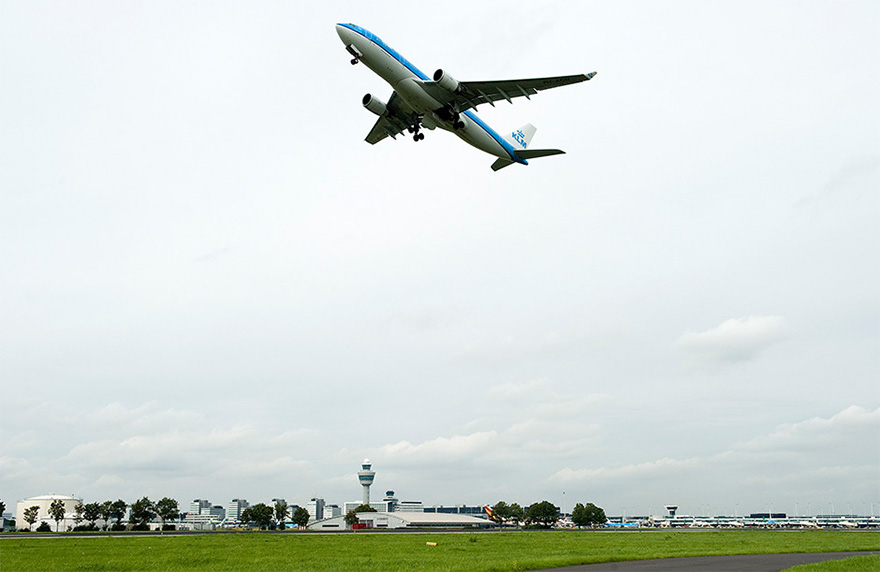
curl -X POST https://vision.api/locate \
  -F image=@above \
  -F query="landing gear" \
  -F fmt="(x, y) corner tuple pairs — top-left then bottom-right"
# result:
(408, 121), (425, 141)
(451, 111), (465, 130)
(345, 45), (363, 65)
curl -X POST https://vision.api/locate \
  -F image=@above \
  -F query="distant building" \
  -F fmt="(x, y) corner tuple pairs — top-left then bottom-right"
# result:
(309, 511), (492, 531)
(324, 504), (342, 519)
(190, 499), (211, 515)
(307, 498), (325, 521)
(423, 505), (487, 518)
(358, 459), (376, 505)
(207, 505), (225, 520)
(226, 499), (249, 523)
(15, 494), (82, 531)
(396, 501), (425, 512)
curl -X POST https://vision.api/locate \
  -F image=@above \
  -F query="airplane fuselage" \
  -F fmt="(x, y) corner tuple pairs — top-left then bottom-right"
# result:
(336, 23), (524, 164)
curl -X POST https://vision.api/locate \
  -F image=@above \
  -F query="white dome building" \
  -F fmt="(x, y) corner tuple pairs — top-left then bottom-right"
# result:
(16, 494), (81, 531)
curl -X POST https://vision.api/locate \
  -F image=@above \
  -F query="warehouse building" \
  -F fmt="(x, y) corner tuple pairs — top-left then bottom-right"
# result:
(308, 511), (492, 530)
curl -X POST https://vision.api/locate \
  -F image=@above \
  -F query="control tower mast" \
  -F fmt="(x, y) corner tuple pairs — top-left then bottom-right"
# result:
(358, 459), (376, 506)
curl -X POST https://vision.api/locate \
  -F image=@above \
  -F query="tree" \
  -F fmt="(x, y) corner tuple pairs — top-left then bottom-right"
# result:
(344, 504), (377, 527)
(22, 505), (39, 531)
(509, 503), (525, 527)
(274, 500), (289, 530)
(73, 502), (84, 529)
(571, 502), (607, 528)
(109, 499), (128, 530)
(292, 507), (310, 529)
(130, 497), (156, 530)
(525, 501), (559, 528)
(48, 499), (67, 532)
(0, 500), (5, 518)
(82, 502), (101, 529)
(99, 501), (113, 530)
(488, 501), (510, 525)
(155, 497), (179, 531)
(242, 503), (274, 529)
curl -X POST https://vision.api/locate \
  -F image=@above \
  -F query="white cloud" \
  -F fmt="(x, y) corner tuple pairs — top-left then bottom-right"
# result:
(372, 380), (606, 475)
(550, 406), (880, 513)
(676, 315), (788, 363)
(379, 431), (499, 462)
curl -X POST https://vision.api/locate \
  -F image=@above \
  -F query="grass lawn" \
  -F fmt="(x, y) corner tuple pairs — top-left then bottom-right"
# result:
(782, 554), (880, 571)
(1, 529), (878, 572)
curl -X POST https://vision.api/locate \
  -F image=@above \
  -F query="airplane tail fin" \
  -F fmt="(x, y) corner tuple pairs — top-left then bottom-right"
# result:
(503, 123), (537, 151)
(492, 124), (565, 170)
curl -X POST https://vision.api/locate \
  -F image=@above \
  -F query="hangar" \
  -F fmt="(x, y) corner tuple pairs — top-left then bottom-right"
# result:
(308, 511), (492, 530)
(15, 494), (81, 531)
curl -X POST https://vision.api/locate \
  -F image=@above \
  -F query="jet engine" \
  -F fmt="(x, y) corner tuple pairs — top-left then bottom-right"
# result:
(433, 69), (460, 93)
(362, 93), (387, 116)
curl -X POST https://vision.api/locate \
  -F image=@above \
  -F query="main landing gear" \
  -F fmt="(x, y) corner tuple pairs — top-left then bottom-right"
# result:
(407, 125), (425, 141)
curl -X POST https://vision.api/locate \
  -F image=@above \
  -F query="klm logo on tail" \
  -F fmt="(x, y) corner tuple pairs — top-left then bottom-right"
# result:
(511, 129), (528, 148)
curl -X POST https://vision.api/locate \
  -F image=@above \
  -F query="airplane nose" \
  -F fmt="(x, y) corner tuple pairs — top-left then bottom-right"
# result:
(335, 24), (352, 42)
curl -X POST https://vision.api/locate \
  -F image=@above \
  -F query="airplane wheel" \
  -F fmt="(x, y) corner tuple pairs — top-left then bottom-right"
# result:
(350, 59), (358, 65)
(418, 133), (425, 141)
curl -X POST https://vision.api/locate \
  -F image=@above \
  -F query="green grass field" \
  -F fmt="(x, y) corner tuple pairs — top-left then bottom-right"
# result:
(782, 554), (880, 571)
(1, 529), (878, 572)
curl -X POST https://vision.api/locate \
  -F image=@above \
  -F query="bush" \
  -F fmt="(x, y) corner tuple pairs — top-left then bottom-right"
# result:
(36, 522), (52, 532)
(131, 523), (151, 531)
(161, 524), (176, 531)
(110, 523), (126, 531)
(74, 523), (100, 532)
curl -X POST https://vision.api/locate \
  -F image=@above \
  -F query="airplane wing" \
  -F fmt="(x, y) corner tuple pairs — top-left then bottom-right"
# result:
(364, 91), (417, 144)
(421, 72), (596, 113)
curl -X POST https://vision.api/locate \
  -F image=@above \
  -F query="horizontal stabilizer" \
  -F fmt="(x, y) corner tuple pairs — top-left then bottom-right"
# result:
(491, 158), (515, 171)
(491, 148), (566, 171)
(518, 148), (565, 159)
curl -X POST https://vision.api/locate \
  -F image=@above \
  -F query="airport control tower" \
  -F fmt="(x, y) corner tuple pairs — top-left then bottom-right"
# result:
(358, 459), (376, 505)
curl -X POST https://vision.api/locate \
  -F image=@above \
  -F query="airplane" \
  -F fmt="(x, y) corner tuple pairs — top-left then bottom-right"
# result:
(335, 23), (597, 171)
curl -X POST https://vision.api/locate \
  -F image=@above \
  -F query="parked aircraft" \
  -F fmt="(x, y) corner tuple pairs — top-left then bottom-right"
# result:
(336, 23), (596, 170)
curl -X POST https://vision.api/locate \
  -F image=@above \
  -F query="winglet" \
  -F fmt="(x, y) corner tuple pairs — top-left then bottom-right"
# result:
(586, 71), (597, 80)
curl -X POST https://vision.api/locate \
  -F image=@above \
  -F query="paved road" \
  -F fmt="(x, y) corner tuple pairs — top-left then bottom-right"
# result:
(528, 552), (878, 571)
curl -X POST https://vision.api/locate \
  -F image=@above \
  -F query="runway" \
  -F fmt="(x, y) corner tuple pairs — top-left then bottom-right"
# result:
(528, 551), (878, 571)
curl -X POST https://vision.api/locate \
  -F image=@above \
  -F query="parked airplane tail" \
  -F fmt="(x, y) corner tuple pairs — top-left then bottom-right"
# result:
(492, 123), (565, 170)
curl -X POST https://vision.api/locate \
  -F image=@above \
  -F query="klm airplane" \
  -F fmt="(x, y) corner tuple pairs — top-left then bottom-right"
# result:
(336, 23), (596, 171)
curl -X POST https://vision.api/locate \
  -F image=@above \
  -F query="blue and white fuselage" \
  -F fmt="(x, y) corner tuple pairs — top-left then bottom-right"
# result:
(336, 23), (596, 170)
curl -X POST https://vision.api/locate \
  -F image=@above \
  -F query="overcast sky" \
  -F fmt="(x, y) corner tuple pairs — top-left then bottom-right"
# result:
(2, 0), (878, 518)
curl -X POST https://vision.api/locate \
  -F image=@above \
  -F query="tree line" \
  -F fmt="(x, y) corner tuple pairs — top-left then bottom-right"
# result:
(238, 500), (310, 530)
(487, 500), (607, 528)
(4, 497), (316, 532)
(3, 497), (605, 532)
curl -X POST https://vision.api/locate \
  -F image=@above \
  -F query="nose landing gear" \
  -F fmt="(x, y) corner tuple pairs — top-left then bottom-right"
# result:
(345, 44), (363, 65)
